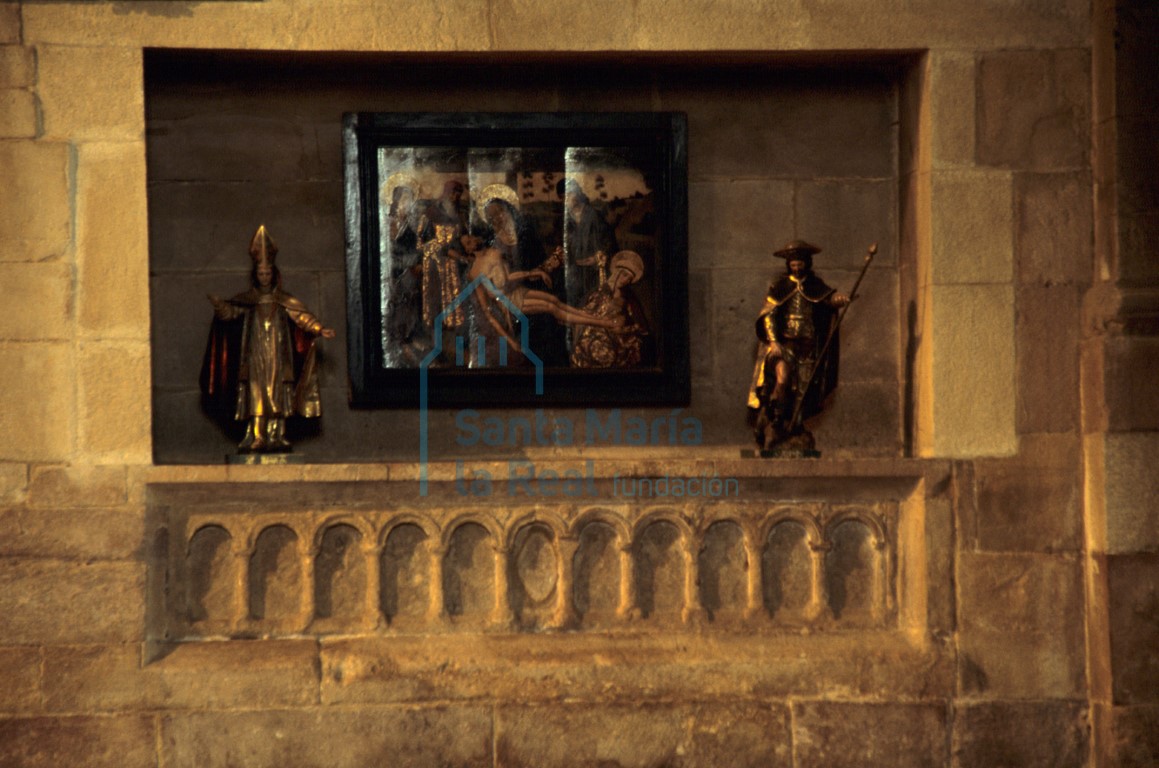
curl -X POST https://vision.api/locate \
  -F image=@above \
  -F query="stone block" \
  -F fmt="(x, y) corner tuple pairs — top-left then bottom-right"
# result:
(0, 716), (156, 768)
(688, 269), (713, 385)
(161, 707), (491, 768)
(1103, 431), (1159, 554)
(1117, 115), (1159, 217)
(1015, 172), (1093, 286)
(147, 179), (344, 275)
(928, 284), (1017, 457)
(78, 342), (151, 462)
(0, 88), (36, 137)
(968, 434), (1082, 553)
(495, 703), (792, 768)
(0, 46), (33, 88)
(0, 559), (145, 644)
(952, 701), (1089, 768)
(0, 140), (71, 262)
(1110, 705), (1159, 768)
(37, 45), (142, 141)
(957, 552), (1085, 698)
(1120, 211), (1159, 286)
(0, 647), (41, 712)
(0, 343), (73, 462)
(491, 0), (635, 49)
(43, 640), (319, 711)
(76, 142), (150, 338)
(687, 179), (794, 271)
(929, 51), (975, 168)
(0, 505), (143, 560)
(1103, 335), (1159, 433)
(811, 379), (902, 458)
(976, 49), (1090, 171)
(0, 262), (72, 340)
(0, 5), (19, 44)
(793, 701), (947, 768)
(930, 170), (1013, 285)
(796, 180), (898, 270)
(1017, 284), (1081, 434)
(661, 74), (896, 181)
(28, 464), (126, 508)
(1108, 553), (1159, 704)
(823, 265), (901, 382)
(151, 388), (238, 465)
(0, 463), (27, 503)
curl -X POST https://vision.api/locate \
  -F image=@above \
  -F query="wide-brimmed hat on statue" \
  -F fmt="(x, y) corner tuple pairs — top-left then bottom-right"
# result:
(774, 240), (822, 260)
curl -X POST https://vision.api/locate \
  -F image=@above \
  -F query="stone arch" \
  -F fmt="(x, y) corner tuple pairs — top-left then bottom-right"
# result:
(697, 519), (748, 622)
(380, 520), (433, 625)
(507, 521), (559, 630)
(442, 521), (496, 623)
(185, 523), (235, 628)
(762, 517), (814, 621)
(313, 523), (366, 625)
(248, 524), (302, 623)
(824, 517), (880, 623)
(631, 516), (687, 621)
(572, 514), (627, 627)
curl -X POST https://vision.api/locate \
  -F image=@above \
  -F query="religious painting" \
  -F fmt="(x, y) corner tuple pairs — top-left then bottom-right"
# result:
(344, 112), (688, 407)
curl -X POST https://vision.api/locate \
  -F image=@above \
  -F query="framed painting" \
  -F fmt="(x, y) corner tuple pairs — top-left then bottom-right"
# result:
(344, 112), (688, 407)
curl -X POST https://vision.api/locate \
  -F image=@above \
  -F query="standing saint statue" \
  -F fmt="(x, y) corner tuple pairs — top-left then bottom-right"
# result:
(748, 240), (849, 455)
(200, 225), (336, 453)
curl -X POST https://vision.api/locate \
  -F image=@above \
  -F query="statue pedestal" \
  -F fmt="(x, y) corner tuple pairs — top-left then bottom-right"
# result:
(225, 453), (306, 465)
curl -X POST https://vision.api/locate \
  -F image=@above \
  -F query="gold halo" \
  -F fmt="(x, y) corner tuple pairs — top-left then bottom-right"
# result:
(475, 183), (520, 221)
(382, 172), (419, 206)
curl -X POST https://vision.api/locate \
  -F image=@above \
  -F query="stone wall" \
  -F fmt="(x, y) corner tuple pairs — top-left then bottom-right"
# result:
(0, 0), (1154, 766)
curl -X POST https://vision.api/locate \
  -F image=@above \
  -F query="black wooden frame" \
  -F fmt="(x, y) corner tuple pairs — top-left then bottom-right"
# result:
(344, 111), (689, 408)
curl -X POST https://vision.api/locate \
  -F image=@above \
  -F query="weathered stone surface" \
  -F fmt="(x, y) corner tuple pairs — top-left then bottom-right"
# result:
(976, 49), (1090, 171)
(953, 701), (1089, 768)
(811, 379), (902, 458)
(0, 140), (71, 262)
(1017, 284), (1081, 434)
(0, 5), (20, 44)
(0, 716), (156, 768)
(968, 434), (1082, 553)
(0, 463), (27, 504)
(496, 703), (792, 768)
(1015, 171), (1092, 285)
(662, 74), (897, 181)
(0, 646), (41, 712)
(0, 505), (143, 560)
(78, 342), (151, 462)
(1119, 210), (1159, 286)
(930, 51), (974, 168)
(958, 552), (1085, 698)
(930, 170), (1013, 285)
(0, 88), (36, 137)
(43, 641), (319, 711)
(0, 559), (145, 643)
(794, 701), (947, 768)
(796, 179), (898, 269)
(0, 46), (33, 89)
(687, 178), (794, 270)
(929, 284), (1017, 457)
(688, 268), (713, 385)
(321, 633), (953, 705)
(28, 464), (127, 508)
(1108, 552), (1159, 704)
(37, 45), (142, 141)
(161, 707), (491, 768)
(76, 142), (150, 338)
(1110, 704), (1159, 768)
(491, 0), (635, 49)
(0, 343), (73, 462)
(0, 261), (71, 340)
(1103, 335), (1159, 433)
(1103, 431), (1159, 554)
